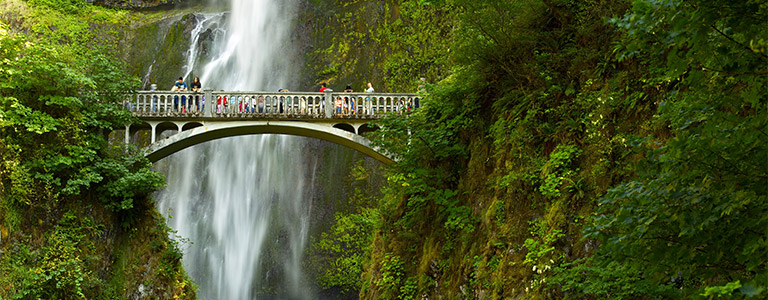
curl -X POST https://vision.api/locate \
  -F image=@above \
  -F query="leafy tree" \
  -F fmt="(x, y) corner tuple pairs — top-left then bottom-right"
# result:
(0, 13), (175, 297)
(559, 0), (768, 298)
(0, 21), (162, 219)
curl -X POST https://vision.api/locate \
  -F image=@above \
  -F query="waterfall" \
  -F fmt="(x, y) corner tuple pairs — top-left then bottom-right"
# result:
(155, 0), (313, 299)
(156, 137), (314, 299)
(199, 0), (297, 91)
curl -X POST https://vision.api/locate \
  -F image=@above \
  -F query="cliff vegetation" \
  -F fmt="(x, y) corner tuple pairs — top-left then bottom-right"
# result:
(0, 1), (196, 298)
(309, 0), (767, 299)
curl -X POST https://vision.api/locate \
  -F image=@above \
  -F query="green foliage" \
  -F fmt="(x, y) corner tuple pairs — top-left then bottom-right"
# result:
(378, 0), (456, 89)
(549, 259), (677, 299)
(155, 220), (188, 280)
(0, 4), (190, 298)
(313, 208), (381, 294)
(304, 0), (456, 91)
(702, 281), (743, 298)
(537, 145), (580, 198)
(94, 148), (166, 213)
(0, 21), (161, 218)
(363, 0), (644, 298)
(317, 0), (765, 298)
(28, 0), (90, 15)
(523, 219), (564, 266)
(370, 73), (477, 239)
(566, 0), (768, 298)
(1, 211), (101, 299)
(375, 254), (413, 299)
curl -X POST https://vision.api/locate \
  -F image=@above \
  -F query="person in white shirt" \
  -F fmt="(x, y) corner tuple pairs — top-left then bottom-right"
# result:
(364, 82), (375, 115)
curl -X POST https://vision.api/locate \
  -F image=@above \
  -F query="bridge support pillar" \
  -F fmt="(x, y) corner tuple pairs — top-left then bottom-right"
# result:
(151, 123), (157, 144)
(124, 125), (130, 145)
(204, 89), (213, 118)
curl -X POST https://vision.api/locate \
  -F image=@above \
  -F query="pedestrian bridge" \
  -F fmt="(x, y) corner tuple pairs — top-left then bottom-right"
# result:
(124, 90), (419, 164)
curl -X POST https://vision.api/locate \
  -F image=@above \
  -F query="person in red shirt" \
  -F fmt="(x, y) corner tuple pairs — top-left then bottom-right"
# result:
(319, 82), (328, 92)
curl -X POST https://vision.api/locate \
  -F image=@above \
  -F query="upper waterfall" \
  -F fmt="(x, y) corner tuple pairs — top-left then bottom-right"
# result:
(199, 0), (297, 91)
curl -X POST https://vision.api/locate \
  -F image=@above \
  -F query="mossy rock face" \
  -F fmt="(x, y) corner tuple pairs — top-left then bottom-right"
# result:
(293, 0), (455, 93)
(125, 13), (208, 89)
(95, 0), (200, 10)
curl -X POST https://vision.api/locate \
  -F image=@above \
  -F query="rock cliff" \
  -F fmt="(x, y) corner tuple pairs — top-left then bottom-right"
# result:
(94, 0), (197, 10)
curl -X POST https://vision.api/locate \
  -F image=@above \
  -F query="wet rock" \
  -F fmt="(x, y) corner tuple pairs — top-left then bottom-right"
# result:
(583, 239), (597, 254)
(131, 283), (151, 300)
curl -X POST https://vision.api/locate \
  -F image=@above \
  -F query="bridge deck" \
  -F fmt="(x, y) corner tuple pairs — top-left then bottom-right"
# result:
(126, 90), (419, 119)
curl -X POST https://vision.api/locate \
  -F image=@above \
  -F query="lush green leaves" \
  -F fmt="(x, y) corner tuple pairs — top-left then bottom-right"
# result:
(550, 259), (678, 299)
(0, 21), (156, 216)
(568, 0), (768, 298)
(314, 208), (381, 293)
(0, 4), (192, 299)
(1, 211), (101, 299)
(360, 0), (767, 299)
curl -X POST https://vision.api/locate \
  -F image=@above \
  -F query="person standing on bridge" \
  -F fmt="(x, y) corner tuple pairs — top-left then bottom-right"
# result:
(414, 77), (426, 109)
(191, 76), (202, 113)
(319, 82), (328, 93)
(335, 95), (343, 115)
(171, 77), (188, 113)
(344, 84), (354, 115)
(364, 82), (374, 115)
(278, 89), (289, 114)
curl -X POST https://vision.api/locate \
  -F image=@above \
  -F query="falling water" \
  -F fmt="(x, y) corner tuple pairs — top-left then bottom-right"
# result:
(199, 0), (297, 91)
(154, 0), (314, 299)
(182, 13), (226, 81)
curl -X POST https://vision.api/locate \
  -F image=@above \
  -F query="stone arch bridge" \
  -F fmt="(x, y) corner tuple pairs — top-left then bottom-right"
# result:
(125, 90), (419, 164)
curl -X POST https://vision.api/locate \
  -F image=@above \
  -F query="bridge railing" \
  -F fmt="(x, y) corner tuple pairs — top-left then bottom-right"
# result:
(125, 90), (419, 119)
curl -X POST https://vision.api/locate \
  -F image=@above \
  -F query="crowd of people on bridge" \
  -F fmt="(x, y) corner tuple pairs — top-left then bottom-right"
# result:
(136, 76), (426, 115)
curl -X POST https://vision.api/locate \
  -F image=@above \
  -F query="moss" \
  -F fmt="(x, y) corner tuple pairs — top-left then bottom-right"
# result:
(296, 0), (455, 92)
(123, 14), (192, 89)
(0, 196), (196, 299)
(105, 207), (196, 299)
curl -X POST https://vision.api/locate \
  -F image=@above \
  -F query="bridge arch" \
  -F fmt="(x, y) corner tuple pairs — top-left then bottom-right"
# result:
(182, 122), (204, 131)
(358, 123), (379, 135)
(155, 121), (180, 139)
(333, 123), (356, 134)
(127, 121), (151, 145)
(144, 121), (393, 165)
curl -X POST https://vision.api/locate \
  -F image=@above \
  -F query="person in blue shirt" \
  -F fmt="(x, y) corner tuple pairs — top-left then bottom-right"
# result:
(171, 77), (188, 112)
(150, 83), (158, 112)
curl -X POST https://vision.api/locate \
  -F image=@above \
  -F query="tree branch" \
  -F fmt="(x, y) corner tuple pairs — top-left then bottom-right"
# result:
(701, 66), (768, 76)
(710, 25), (768, 60)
